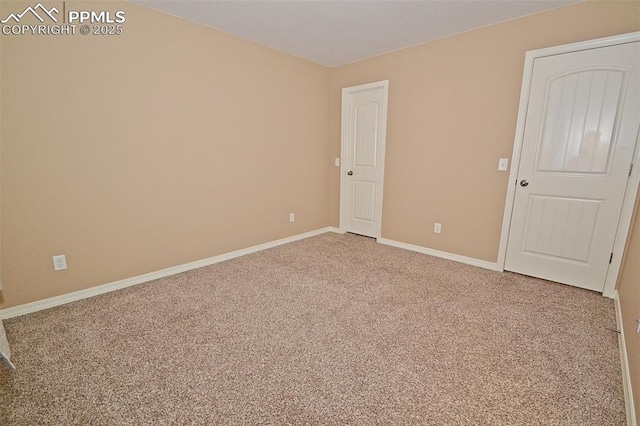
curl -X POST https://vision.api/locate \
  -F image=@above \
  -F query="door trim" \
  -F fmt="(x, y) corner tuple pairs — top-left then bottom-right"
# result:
(339, 80), (389, 237)
(497, 31), (640, 297)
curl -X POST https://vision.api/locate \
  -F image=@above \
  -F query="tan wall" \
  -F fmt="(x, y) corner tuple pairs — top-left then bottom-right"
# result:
(618, 206), (640, 422)
(329, 0), (640, 261)
(0, 2), (331, 308)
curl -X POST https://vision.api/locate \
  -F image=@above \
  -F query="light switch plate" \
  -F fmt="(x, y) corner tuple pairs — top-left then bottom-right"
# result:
(335, 158), (340, 167)
(498, 158), (509, 171)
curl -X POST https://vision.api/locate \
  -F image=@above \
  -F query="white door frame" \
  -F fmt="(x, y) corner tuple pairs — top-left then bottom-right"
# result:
(339, 80), (389, 237)
(497, 32), (640, 298)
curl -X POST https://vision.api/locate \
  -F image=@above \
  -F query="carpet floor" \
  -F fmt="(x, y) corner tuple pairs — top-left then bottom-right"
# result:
(0, 233), (625, 425)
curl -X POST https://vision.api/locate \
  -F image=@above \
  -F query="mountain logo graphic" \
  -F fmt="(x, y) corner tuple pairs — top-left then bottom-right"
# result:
(1, 3), (59, 24)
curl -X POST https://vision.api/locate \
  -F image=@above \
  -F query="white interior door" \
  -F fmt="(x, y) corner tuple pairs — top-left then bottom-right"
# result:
(505, 41), (640, 292)
(341, 81), (388, 238)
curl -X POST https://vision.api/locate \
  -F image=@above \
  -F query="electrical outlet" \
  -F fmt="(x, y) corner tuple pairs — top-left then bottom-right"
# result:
(52, 254), (67, 271)
(289, 213), (295, 223)
(434, 223), (442, 234)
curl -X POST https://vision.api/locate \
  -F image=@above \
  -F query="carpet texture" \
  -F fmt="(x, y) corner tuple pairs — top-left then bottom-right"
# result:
(0, 233), (625, 424)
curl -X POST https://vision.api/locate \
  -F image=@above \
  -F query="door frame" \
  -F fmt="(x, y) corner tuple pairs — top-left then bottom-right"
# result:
(497, 31), (640, 297)
(339, 80), (389, 237)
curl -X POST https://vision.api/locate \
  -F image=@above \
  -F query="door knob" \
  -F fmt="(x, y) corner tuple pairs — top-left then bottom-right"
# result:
(520, 179), (529, 187)
(347, 171), (353, 175)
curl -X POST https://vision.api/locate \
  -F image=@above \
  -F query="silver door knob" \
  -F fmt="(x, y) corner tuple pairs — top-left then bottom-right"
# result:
(520, 180), (529, 187)
(347, 171), (353, 175)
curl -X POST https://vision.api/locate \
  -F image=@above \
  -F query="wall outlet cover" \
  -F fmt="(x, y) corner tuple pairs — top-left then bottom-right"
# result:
(53, 255), (67, 271)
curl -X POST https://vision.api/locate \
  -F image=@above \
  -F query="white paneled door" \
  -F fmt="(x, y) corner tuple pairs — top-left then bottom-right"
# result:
(505, 42), (640, 291)
(342, 81), (388, 238)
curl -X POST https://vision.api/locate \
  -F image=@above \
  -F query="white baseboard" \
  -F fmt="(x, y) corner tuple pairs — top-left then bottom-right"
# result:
(615, 290), (637, 426)
(0, 227), (334, 320)
(377, 237), (500, 271)
(327, 226), (343, 234)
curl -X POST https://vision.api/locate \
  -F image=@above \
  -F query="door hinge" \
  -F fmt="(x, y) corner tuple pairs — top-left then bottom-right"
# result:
(610, 253), (614, 264)
(629, 163), (634, 177)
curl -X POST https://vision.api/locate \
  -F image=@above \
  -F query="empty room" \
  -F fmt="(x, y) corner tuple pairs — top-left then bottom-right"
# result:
(1, 0), (639, 424)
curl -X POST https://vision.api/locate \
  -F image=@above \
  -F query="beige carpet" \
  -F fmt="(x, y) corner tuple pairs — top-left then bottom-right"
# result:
(0, 233), (625, 424)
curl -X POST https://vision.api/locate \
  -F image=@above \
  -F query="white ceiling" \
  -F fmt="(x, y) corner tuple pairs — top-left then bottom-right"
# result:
(133, 0), (582, 67)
